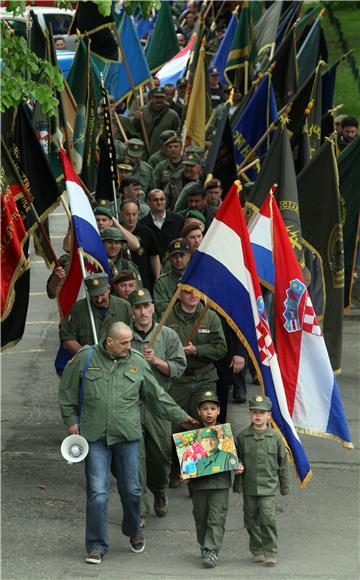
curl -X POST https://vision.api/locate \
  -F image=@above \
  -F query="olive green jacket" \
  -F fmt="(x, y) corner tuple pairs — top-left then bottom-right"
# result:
(58, 340), (188, 445)
(59, 295), (131, 346)
(153, 158), (184, 191)
(166, 302), (226, 381)
(234, 424), (291, 496)
(132, 104), (180, 156)
(153, 268), (182, 319)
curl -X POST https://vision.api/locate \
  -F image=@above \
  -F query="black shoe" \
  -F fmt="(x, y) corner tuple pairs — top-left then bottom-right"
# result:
(130, 532), (145, 554)
(154, 492), (169, 517)
(85, 549), (103, 564)
(234, 394), (247, 404)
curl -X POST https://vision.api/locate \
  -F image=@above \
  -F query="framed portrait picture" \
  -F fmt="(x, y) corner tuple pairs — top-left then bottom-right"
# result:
(173, 423), (238, 480)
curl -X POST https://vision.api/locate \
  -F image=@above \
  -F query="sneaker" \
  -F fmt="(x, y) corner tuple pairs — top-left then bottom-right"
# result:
(264, 556), (278, 566)
(253, 554), (265, 563)
(85, 549), (103, 564)
(202, 550), (218, 568)
(130, 532), (145, 554)
(154, 492), (169, 517)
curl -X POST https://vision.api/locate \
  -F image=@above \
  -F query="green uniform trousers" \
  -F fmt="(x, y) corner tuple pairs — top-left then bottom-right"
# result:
(139, 406), (172, 517)
(244, 495), (277, 556)
(192, 489), (229, 554)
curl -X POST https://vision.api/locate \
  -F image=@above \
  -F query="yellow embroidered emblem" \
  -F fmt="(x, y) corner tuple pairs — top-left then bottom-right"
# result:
(93, 279), (100, 286)
(213, 466), (220, 472)
(255, 396), (263, 402)
(204, 390), (213, 397)
(128, 367), (137, 373)
(174, 241), (181, 249)
(138, 290), (144, 296)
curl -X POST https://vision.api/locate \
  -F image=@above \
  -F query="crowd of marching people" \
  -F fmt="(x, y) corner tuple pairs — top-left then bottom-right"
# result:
(35, 0), (358, 571)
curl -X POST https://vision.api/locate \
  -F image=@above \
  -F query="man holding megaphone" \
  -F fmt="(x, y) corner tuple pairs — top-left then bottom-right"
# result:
(59, 321), (198, 565)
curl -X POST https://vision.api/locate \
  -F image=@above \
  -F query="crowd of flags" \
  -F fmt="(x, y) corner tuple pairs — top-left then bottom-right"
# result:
(1, 1), (358, 482)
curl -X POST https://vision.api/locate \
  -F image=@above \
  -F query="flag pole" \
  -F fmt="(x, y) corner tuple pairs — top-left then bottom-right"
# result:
(113, 24), (151, 153)
(78, 248), (98, 344)
(114, 112), (128, 143)
(147, 286), (181, 349)
(100, 73), (119, 221)
(183, 304), (210, 345)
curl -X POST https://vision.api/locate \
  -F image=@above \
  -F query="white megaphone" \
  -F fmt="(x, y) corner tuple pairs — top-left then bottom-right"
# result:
(61, 434), (89, 464)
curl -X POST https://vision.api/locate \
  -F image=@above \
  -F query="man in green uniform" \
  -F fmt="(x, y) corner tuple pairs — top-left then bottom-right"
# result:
(131, 87), (180, 156)
(148, 129), (177, 169)
(101, 227), (143, 287)
(196, 428), (238, 477)
(168, 153), (203, 211)
(234, 395), (291, 567)
(153, 239), (190, 319)
(59, 272), (132, 354)
(153, 135), (184, 191)
(59, 321), (197, 564)
(129, 289), (186, 524)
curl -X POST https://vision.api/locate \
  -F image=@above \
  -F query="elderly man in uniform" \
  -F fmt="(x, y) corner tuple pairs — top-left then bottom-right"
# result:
(132, 87), (180, 156)
(59, 273), (132, 354)
(153, 239), (190, 319)
(129, 288), (187, 525)
(94, 206), (140, 252)
(59, 321), (197, 564)
(166, 288), (227, 486)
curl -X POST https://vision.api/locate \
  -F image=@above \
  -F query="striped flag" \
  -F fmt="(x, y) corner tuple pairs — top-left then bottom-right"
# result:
(156, 34), (196, 87)
(180, 184), (312, 485)
(271, 194), (352, 448)
(57, 149), (111, 319)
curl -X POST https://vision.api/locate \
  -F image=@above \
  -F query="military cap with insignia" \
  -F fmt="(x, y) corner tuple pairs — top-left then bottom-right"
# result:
(168, 238), (190, 256)
(200, 427), (219, 439)
(182, 153), (201, 166)
(248, 394), (272, 411)
(101, 227), (127, 242)
(126, 138), (145, 159)
(208, 66), (220, 75)
(84, 273), (110, 296)
(185, 209), (206, 224)
(150, 86), (166, 98)
(198, 390), (220, 405)
(94, 206), (113, 219)
(128, 288), (153, 306)
(117, 157), (135, 171)
(159, 129), (177, 144)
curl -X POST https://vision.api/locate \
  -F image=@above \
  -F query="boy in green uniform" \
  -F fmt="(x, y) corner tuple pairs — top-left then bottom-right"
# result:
(235, 395), (291, 567)
(189, 391), (242, 569)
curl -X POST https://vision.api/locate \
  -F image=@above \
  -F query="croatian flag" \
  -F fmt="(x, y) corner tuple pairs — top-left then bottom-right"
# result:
(156, 34), (196, 87)
(272, 193), (352, 448)
(57, 149), (111, 319)
(180, 184), (312, 484)
(248, 193), (275, 288)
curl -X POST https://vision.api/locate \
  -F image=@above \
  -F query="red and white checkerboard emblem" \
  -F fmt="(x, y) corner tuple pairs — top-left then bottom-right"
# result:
(256, 320), (275, 365)
(302, 295), (322, 335)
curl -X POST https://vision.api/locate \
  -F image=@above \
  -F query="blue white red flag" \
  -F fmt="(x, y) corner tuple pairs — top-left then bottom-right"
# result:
(248, 194), (274, 288)
(271, 193), (352, 448)
(57, 149), (111, 319)
(156, 34), (196, 87)
(180, 184), (312, 485)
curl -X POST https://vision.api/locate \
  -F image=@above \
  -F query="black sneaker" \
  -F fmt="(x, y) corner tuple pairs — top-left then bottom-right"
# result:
(154, 492), (169, 517)
(85, 549), (103, 564)
(130, 532), (145, 554)
(202, 549), (218, 568)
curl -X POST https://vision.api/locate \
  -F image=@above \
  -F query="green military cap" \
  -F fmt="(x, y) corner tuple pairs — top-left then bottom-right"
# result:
(198, 390), (220, 405)
(182, 153), (201, 166)
(185, 210), (206, 224)
(159, 129), (177, 144)
(150, 86), (166, 98)
(101, 227), (126, 242)
(168, 238), (190, 255)
(165, 134), (181, 146)
(126, 138), (145, 159)
(128, 288), (153, 306)
(117, 157), (135, 171)
(200, 427), (219, 439)
(94, 206), (113, 219)
(248, 394), (272, 411)
(84, 272), (109, 296)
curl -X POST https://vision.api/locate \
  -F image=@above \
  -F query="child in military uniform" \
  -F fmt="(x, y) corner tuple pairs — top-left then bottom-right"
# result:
(234, 395), (291, 567)
(188, 391), (242, 569)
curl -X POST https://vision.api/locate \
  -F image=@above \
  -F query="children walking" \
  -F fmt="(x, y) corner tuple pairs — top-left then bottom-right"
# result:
(188, 391), (242, 569)
(235, 394), (291, 566)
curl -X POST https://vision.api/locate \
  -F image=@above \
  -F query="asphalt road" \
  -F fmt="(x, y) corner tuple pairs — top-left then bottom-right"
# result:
(2, 209), (359, 580)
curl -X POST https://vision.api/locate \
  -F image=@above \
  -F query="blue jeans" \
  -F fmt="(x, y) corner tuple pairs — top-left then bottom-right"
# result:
(85, 440), (141, 555)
